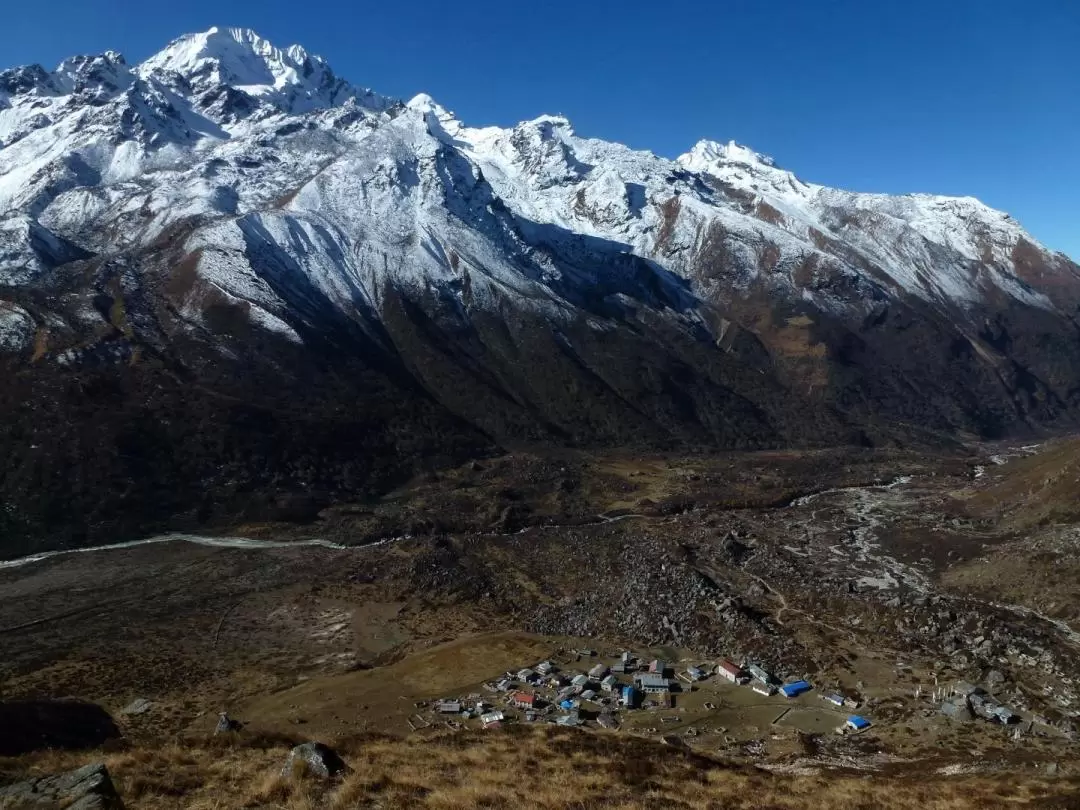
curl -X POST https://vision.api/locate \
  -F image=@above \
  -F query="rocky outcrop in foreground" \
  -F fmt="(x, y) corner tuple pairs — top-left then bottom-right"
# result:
(0, 763), (124, 809)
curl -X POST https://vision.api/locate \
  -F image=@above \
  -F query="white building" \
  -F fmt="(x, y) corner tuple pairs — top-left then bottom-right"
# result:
(635, 673), (671, 694)
(716, 660), (743, 683)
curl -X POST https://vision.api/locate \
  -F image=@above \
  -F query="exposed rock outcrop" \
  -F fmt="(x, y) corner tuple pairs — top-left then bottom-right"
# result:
(0, 763), (124, 809)
(0, 701), (121, 757)
(281, 742), (347, 780)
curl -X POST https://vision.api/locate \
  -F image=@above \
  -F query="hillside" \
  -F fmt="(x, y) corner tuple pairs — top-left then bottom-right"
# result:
(3, 444), (1080, 807)
(2, 27), (1080, 552)
(939, 438), (1080, 625)
(4, 726), (1076, 810)
(961, 439), (1080, 529)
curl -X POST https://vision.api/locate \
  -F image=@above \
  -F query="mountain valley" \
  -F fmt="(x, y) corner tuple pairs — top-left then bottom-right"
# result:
(2, 27), (1080, 553)
(3, 439), (1080, 807)
(1, 25), (1080, 809)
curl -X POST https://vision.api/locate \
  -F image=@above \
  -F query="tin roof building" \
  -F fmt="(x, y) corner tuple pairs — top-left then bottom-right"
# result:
(846, 715), (871, 732)
(716, 660), (743, 682)
(510, 692), (536, 709)
(635, 673), (671, 693)
(747, 664), (772, 684)
(779, 680), (812, 698)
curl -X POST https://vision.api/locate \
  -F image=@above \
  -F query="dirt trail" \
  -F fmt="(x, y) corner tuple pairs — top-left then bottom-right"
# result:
(4, 469), (1077, 656)
(0, 533), (352, 571)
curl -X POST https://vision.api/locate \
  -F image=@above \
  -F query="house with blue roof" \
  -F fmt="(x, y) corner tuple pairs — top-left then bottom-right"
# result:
(846, 715), (871, 732)
(779, 680), (812, 698)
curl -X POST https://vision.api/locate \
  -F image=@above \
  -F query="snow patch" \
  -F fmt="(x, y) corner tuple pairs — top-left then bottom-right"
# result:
(679, 139), (777, 170)
(0, 302), (34, 351)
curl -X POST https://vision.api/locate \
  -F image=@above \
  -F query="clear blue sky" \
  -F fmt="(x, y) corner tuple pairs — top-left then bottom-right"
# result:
(3, 0), (1078, 258)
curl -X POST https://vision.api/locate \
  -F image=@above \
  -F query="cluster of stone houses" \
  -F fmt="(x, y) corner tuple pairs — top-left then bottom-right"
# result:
(714, 660), (822, 700)
(424, 650), (869, 734)
(426, 652), (678, 731)
(939, 682), (1018, 726)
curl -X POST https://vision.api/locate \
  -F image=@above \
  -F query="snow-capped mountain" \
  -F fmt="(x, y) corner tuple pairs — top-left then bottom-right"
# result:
(2, 27), (1079, 551)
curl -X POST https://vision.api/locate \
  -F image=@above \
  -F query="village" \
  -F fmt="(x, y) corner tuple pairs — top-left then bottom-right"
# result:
(400, 643), (1062, 757)
(405, 647), (876, 743)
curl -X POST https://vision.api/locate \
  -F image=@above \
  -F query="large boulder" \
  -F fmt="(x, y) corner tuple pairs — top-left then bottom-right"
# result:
(0, 701), (122, 756)
(0, 762), (124, 809)
(280, 742), (347, 780)
(214, 712), (242, 734)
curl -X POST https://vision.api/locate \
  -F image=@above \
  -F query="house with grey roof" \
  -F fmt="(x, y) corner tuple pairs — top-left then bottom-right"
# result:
(634, 673), (671, 694)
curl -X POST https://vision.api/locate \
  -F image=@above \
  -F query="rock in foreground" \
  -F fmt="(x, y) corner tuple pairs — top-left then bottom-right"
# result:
(281, 742), (348, 780)
(0, 763), (124, 809)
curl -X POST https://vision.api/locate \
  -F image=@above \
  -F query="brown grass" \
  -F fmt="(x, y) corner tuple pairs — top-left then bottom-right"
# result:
(1, 726), (1074, 810)
(30, 327), (49, 362)
(963, 438), (1080, 529)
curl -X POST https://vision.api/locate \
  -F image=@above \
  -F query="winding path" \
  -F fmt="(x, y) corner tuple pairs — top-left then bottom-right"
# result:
(3, 471), (1077, 657)
(0, 509), (656, 573)
(0, 476), (911, 573)
(0, 532), (352, 571)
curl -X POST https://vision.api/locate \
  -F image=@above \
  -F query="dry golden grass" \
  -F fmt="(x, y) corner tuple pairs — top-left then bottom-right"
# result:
(964, 438), (1080, 528)
(1, 726), (1076, 809)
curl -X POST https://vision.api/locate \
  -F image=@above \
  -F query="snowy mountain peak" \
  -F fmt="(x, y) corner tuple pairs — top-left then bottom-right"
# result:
(53, 51), (130, 97)
(0, 29), (1072, 321)
(57, 50), (127, 71)
(406, 93), (449, 117)
(137, 27), (393, 115)
(0, 64), (56, 98)
(139, 27), (296, 84)
(1, 25), (1079, 497)
(679, 139), (777, 171)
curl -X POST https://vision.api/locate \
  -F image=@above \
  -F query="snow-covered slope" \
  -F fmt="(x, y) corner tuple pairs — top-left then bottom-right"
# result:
(138, 26), (393, 117)
(676, 139), (1054, 307)
(0, 26), (1074, 316)
(2, 28), (1080, 551)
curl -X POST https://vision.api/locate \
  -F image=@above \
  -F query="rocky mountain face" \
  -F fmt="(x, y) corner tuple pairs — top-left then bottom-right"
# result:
(1, 26), (1079, 554)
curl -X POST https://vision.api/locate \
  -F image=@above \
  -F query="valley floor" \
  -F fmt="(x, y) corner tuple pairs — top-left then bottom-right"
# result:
(2, 441), (1080, 807)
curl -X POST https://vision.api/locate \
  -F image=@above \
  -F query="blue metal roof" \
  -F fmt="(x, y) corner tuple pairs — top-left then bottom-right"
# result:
(847, 715), (871, 729)
(780, 680), (811, 696)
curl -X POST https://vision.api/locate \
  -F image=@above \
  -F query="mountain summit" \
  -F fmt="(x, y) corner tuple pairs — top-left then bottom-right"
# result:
(2, 28), (1079, 552)
(137, 26), (393, 115)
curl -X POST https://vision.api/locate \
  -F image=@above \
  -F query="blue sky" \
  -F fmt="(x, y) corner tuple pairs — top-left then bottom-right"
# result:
(3, 0), (1078, 258)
